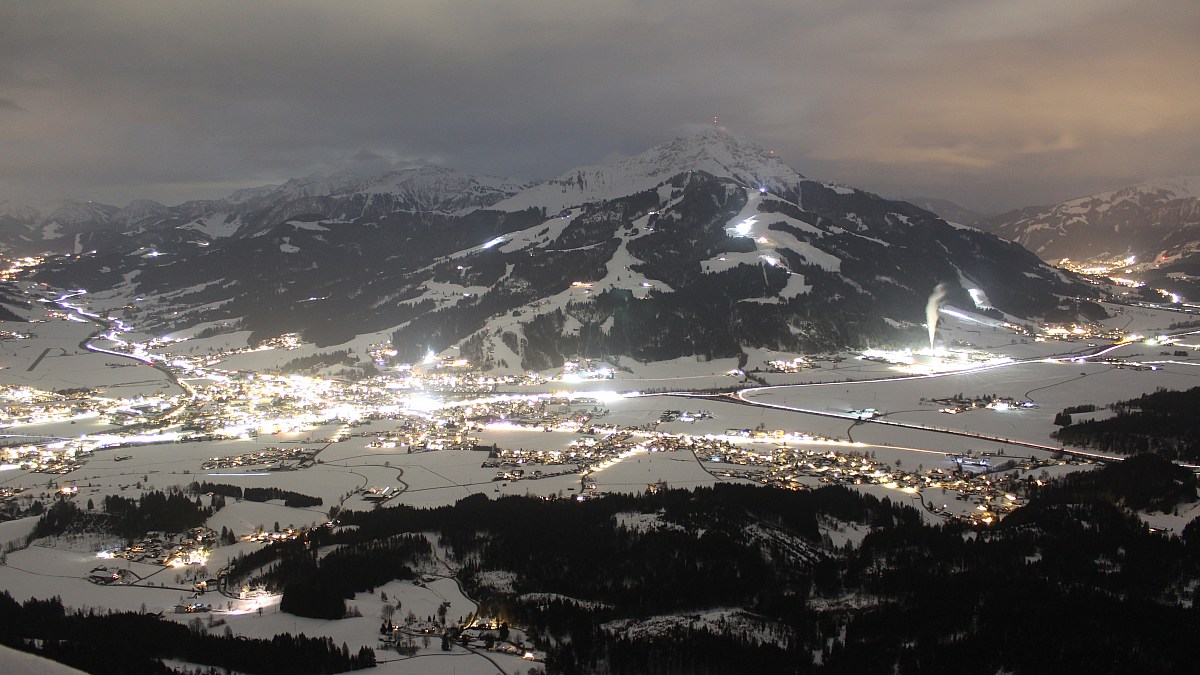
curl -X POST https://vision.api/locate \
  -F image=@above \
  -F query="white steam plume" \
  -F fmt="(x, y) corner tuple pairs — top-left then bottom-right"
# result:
(926, 282), (949, 350)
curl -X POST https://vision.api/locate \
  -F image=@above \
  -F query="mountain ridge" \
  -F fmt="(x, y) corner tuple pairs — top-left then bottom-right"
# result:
(979, 176), (1200, 266)
(21, 131), (1091, 369)
(495, 128), (805, 213)
(0, 166), (531, 254)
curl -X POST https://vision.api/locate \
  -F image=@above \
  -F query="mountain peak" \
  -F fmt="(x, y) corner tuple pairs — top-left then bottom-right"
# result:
(115, 199), (170, 229)
(495, 129), (804, 213)
(650, 127), (799, 184)
(671, 125), (743, 148)
(673, 125), (755, 148)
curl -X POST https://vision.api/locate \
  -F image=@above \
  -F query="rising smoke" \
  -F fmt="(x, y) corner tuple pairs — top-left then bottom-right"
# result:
(926, 282), (949, 350)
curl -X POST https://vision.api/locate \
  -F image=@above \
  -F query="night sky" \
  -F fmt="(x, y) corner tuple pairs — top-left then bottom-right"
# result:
(2, 0), (1197, 212)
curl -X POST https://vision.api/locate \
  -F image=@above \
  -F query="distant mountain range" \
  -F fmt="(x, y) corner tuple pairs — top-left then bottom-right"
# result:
(977, 177), (1200, 268)
(0, 199), (121, 257)
(18, 129), (1090, 368)
(0, 167), (530, 256)
(897, 197), (991, 226)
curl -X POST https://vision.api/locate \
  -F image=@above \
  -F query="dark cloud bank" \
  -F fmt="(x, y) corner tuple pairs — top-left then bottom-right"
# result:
(1, 0), (1197, 212)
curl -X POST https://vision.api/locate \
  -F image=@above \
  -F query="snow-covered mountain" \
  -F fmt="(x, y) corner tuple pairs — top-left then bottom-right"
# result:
(269, 166), (529, 213)
(0, 199), (119, 255)
(979, 177), (1200, 266)
(169, 165), (531, 240)
(25, 131), (1089, 367)
(0, 167), (529, 255)
(117, 199), (172, 228)
(495, 128), (805, 213)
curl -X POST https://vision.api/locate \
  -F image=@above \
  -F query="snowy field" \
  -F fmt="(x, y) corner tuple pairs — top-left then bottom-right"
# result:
(742, 356), (1200, 449)
(4, 283), (1200, 673)
(0, 305), (175, 398)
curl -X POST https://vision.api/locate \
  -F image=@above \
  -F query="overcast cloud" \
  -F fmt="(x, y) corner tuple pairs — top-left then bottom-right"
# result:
(1, 0), (1197, 212)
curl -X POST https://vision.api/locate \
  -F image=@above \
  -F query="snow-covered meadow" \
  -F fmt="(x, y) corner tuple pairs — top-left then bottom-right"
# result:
(3, 280), (1199, 673)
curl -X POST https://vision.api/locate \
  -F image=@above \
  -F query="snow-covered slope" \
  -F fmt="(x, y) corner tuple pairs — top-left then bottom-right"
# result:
(28, 131), (1088, 370)
(0, 199), (119, 255)
(1, 167), (529, 255)
(980, 177), (1200, 265)
(495, 128), (804, 213)
(171, 166), (530, 240)
(116, 199), (171, 228)
(0, 645), (88, 675)
(269, 166), (529, 212)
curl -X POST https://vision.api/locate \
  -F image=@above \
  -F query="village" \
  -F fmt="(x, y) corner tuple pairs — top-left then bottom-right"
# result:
(0, 277), (1184, 670)
(1, 295), (1103, 532)
(97, 526), (217, 567)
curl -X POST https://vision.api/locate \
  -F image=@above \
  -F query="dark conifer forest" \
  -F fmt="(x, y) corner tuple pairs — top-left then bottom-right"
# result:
(0, 592), (375, 674)
(220, 475), (1200, 674)
(1053, 386), (1200, 462)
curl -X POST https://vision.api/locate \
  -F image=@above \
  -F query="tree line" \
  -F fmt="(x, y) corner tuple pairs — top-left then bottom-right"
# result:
(192, 481), (323, 508)
(1053, 386), (1200, 461)
(0, 592), (374, 674)
(32, 490), (211, 541)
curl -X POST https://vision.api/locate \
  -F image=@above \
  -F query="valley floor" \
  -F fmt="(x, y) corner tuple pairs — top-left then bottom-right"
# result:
(2, 285), (1198, 673)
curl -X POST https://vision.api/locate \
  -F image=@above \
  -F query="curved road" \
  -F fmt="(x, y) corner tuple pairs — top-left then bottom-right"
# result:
(47, 293), (188, 399)
(724, 350), (1200, 470)
(655, 334), (1200, 470)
